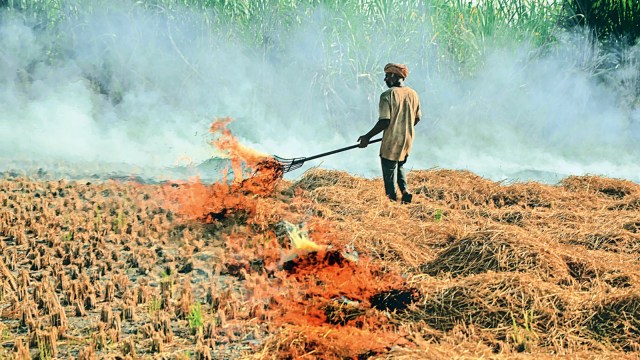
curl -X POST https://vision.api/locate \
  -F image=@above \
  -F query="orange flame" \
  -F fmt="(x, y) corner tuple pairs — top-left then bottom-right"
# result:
(163, 118), (284, 222)
(211, 117), (283, 195)
(162, 118), (410, 359)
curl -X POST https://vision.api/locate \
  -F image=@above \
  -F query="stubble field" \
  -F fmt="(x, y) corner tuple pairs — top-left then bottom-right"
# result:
(2, 163), (640, 359)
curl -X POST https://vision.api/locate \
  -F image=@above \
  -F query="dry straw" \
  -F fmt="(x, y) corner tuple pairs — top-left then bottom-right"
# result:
(1, 162), (640, 359)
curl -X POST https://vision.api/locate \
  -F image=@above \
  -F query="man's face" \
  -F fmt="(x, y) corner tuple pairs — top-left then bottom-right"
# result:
(384, 72), (397, 88)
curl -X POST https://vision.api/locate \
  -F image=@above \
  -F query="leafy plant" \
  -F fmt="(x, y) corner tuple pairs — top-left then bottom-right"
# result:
(187, 302), (204, 335)
(148, 296), (161, 314)
(61, 231), (73, 241)
(434, 209), (443, 222)
(509, 309), (540, 352)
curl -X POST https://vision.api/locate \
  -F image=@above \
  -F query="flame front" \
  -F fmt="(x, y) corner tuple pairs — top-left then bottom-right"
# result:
(209, 118), (269, 179)
(162, 118), (408, 359)
(164, 118), (284, 222)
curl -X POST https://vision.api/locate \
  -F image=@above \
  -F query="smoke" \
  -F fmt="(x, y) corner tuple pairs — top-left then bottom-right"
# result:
(1, 1), (639, 183)
(418, 35), (640, 183)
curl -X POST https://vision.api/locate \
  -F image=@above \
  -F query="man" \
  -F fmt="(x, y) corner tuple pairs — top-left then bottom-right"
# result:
(358, 63), (421, 203)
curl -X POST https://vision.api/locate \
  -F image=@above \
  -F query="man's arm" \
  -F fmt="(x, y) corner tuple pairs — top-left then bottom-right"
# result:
(358, 119), (390, 148)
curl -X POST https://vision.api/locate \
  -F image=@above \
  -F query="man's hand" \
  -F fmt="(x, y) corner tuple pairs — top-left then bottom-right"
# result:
(357, 135), (370, 148)
(358, 120), (387, 148)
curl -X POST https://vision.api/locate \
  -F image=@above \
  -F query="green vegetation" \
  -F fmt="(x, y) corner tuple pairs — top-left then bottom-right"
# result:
(564, 0), (640, 43)
(61, 231), (73, 242)
(187, 302), (203, 334)
(434, 208), (443, 222)
(93, 205), (102, 232)
(111, 207), (126, 234)
(36, 333), (54, 360)
(509, 308), (539, 352)
(3, 0), (638, 75)
(0, 324), (10, 340)
(148, 296), (162, 314)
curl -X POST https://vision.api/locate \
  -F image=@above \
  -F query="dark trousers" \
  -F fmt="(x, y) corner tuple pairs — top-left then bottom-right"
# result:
(381, 156), (407, 200)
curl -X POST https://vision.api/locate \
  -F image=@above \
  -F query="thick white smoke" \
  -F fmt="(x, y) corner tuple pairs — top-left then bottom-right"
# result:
(0, 2), (638, 183)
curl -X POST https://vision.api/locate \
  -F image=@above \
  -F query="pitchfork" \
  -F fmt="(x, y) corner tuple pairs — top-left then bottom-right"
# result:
(273, 138), (382, 173)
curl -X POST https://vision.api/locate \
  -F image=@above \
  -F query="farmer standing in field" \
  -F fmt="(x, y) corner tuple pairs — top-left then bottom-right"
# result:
(358, 63), (421, 203)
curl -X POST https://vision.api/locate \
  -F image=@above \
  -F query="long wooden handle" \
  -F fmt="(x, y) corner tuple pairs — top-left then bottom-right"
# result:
(293, 138), (382, 164)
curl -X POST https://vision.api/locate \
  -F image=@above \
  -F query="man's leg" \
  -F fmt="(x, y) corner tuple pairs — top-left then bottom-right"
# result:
(397, 157), (412, 203)
(397, 157), (408, 193)
(380, 157), (398, 200)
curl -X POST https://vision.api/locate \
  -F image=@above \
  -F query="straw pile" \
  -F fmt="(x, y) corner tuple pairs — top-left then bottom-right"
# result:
(419, 228), (570, 280)
(1, 164), (640, 358)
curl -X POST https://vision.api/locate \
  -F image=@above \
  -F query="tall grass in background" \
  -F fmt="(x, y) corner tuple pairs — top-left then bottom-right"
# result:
(3, 0), (74, 26)
(207, 0), (563, 75)
(0, 0), (564, 71)
(1, 0), (638, 119)
(3, 0), (638, 73)
(563, 0), (640, 44)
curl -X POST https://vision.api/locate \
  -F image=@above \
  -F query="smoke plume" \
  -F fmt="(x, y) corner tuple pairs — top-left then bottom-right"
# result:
(1, 1), (638, 183)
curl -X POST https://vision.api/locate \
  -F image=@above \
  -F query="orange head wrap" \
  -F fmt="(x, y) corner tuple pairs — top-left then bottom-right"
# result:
(384, 63), (408, 79)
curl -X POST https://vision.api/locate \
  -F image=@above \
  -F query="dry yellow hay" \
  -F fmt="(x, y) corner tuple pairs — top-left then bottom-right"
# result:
(585, 290), (640, 351)
(562, 175), (639, 199)
(420, 228), (571, 282)
(1, 168), (640, 359)
(408, 273), (569, 348)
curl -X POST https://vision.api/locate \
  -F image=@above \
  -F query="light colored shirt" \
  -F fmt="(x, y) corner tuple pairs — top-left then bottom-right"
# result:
(378, 86), (421, 161)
